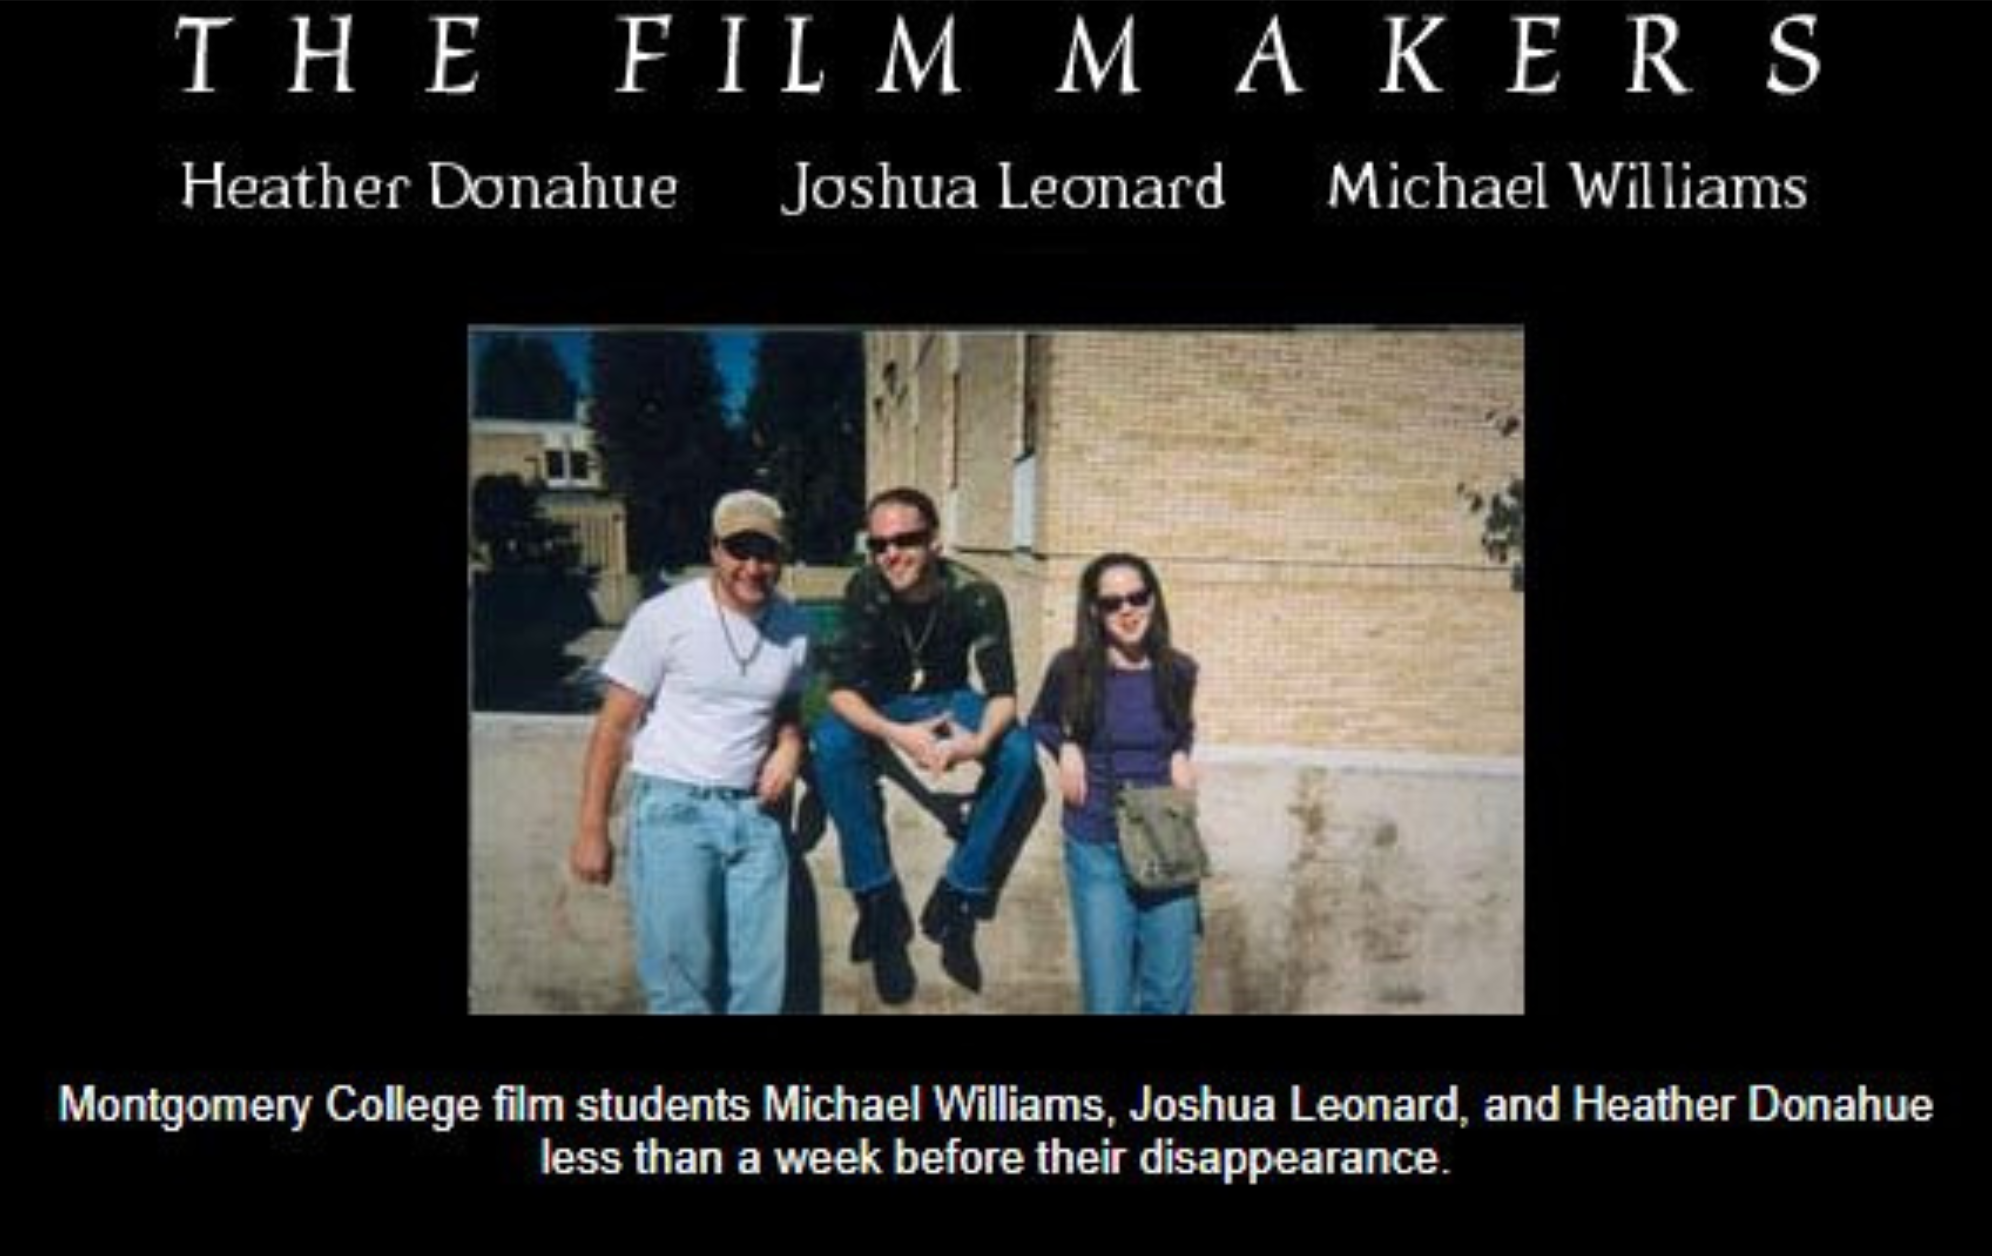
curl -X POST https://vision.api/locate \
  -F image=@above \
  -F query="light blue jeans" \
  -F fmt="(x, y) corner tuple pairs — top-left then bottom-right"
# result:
(626, 775), (788, 1014)
(1064, 838), (1199, 1015)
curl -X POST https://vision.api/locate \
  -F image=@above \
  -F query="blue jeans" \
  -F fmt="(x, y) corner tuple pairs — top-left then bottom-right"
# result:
(1064, 837), (1199, 1015)
(811, 690), (1039, 898)
(626, 776), (788, 1014)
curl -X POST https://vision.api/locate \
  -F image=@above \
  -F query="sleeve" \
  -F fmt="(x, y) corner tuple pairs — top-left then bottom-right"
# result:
(1027, 654), (1067, 755)
(782, 608), (810, 699)
(966, 582), (1018, 698)
(821, 570), (876, 693)
(597, 596), (669, 699)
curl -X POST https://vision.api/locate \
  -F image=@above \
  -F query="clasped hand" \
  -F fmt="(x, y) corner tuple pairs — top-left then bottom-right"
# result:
(895, 715), (974, 776)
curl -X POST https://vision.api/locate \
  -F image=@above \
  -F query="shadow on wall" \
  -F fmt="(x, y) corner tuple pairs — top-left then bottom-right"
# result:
(779, 752), (1045, 1014)
(472, 569), (601, 714)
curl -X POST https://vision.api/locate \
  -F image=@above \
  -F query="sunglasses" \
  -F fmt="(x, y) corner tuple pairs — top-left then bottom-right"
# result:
(866, 528), (933, 556)
(719, 533), (784, 564)
(1095, 589), (1154, 615)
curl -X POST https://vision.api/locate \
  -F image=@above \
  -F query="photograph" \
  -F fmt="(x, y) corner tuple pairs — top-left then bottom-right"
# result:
(471, 328), (1524, 1015)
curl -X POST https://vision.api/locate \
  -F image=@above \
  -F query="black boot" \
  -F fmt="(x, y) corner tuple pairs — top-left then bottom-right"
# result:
(852, 885), (916, 1005)
(921, 880), (985, 994)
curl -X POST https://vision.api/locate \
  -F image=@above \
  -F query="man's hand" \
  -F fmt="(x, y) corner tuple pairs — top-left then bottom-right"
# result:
(570, 827), (614, 886)
(892, 715), (954, 775)
(931, 731), (989, 774)
(757, 737), (803, 809)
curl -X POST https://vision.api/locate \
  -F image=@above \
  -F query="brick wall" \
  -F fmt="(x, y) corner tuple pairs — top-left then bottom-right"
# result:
(470, 430), (543, 484)
(866, 329), (1522, 756)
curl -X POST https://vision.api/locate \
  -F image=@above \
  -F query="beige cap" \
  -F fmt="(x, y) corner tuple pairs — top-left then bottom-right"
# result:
(712, 489), (786, 543)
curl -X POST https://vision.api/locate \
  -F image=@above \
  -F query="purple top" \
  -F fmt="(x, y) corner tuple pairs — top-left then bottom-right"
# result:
(1028, 656), (1196, 845)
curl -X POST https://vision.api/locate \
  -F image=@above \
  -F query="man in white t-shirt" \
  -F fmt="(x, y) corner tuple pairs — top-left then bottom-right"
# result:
(570, 490), (810, 1014)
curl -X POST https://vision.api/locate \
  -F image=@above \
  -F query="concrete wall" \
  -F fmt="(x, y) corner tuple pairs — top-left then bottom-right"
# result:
(580, 566), (852, 630)
(471, 715), (1522, 1015)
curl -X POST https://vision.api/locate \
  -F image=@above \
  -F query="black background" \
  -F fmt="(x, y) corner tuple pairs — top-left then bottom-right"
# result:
(16, 1), (1976, 1227)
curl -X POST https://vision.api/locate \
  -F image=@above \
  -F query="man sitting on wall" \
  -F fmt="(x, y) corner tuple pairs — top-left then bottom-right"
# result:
(811, 487), (1040, 1003)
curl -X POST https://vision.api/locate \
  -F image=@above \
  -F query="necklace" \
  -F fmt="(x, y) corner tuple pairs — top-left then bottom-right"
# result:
(898, 599), (941, 690)
(713, 581), (766, 677)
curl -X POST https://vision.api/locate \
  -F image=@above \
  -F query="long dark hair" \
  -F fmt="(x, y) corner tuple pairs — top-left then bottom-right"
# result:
(1057, 553), (1194, 748)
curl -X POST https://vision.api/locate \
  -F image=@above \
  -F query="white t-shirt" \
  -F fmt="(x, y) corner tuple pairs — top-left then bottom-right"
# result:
(600, 579), (811, 790)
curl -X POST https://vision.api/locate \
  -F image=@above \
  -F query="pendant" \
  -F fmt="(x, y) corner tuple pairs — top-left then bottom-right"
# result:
(911, 666), (925, 690)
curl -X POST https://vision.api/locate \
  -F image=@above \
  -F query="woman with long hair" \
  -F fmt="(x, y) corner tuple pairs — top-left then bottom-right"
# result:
(1028, 553), (1200, 1014)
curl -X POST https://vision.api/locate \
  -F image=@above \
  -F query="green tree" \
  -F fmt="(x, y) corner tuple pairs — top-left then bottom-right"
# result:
(475, 333), (578, 421)
(588, 332), (739, 573)
(470, 474), (597, 711)
(741, 333), (865, 562)
(472, 474), (583, 571)
(1458, 411), (1525, 592)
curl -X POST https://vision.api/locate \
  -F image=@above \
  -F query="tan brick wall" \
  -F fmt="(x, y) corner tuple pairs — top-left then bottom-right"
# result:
(542, 497), (628, 577)
(867, 329), (1522, 756)
(471, 427), (628, 575)
(949, 333), (1024, 556)
(470, 431), (544, 484)
(867, 331), (922, 494)
(866, 333), (1047, 705)
(867, 331), (1028, 547)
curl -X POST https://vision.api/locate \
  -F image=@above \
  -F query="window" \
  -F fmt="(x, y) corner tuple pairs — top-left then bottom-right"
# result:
(540, 437), (596, 487)
(946, 368), (961, 491)
(1019, 333), (1047, 459)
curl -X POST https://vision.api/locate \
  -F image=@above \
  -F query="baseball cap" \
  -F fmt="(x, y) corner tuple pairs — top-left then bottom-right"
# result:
(711, 490), (786, 543)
